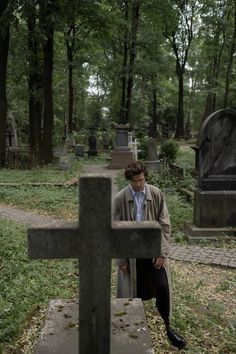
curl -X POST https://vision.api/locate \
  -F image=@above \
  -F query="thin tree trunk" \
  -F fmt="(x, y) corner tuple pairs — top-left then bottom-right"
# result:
(40, 1), (54, 164)
(0, 0), (9, 167)
(149, 80), (159, 138)
(27, 6), (43, 160)
(66, 25), (75, 134)
(175, 71), (184, 138)
(119, 0), (129, 124)
(202, 30), (225, 120)
(224, 2), (236, 107)
(125, 0), (140, 130)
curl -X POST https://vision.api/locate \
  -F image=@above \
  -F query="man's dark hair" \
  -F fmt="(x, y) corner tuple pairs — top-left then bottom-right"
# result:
(124, 161), (148, 180)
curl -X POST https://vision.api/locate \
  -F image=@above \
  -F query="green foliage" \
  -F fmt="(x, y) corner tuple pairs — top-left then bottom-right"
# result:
(136, 136), (149, 160)
(175, 145), (195, 170)
(159, 139), (180, 163)
(0, 219), (77, 345)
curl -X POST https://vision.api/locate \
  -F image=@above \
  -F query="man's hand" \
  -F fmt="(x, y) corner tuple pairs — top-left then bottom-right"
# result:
(152, 257), (166, 270)
(119, 264), (129, 273)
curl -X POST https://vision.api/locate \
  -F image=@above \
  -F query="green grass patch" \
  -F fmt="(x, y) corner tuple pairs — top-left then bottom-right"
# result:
(0, 186), (78, 219)
(0, 219), (77, 350)
(0, 157), (83, 184)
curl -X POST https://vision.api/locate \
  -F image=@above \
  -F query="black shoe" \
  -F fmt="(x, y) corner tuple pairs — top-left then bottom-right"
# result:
(166, 326), (187, 350)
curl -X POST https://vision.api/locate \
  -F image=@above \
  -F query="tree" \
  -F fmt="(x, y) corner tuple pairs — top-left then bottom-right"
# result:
(24, 1), (43, 160)
(224, 0), (236, 107)
(39, 0), (55, 163)
(0, 0), (10, 167)
(163, 0), (196, 138)
(200, 0), (227, 120)
(118, 0), (140, 129)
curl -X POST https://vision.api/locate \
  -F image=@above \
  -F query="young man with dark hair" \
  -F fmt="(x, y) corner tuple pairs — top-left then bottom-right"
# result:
(113, 160), (187, 350)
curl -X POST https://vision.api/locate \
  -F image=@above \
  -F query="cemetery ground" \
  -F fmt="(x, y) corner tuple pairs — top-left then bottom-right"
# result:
(0, 148), (235, 354)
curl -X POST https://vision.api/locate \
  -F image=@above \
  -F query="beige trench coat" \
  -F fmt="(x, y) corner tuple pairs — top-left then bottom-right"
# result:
(113, 183), (172, 312)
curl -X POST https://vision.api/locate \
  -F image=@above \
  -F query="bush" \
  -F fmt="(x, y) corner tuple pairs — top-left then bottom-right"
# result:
(159, 139), (179, 163)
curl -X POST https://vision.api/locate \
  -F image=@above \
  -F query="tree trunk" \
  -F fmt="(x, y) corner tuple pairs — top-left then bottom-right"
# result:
(202, 33), (225, 120)
(119, 0), (128, 124)
(125, 0), (140, 130)
(224, 2), (236, 108)
(40, 1), (54, 164)
(66, 25), (75, 134)
(27, 6), (43, 160)
(0, 0), (9, 167)
(149, 82), (159, 138)
(175, 71), (184, 138)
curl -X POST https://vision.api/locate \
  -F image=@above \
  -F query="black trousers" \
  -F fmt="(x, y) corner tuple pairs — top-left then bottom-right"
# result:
(136, 258), (170, 326)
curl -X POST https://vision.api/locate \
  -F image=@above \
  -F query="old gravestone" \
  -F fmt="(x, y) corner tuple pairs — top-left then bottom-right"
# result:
(109, 125), (133, 169)
(184, 108), (236, 241)
(146, 137), (160, 172)
(88, 132), (98, 157)
(28, 174), (161, 354)
(53, 145), (71, 170)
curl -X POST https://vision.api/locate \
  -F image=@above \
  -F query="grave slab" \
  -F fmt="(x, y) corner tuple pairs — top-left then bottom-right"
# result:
(35, 298), (154, 354)
(183, 221), (236, 242)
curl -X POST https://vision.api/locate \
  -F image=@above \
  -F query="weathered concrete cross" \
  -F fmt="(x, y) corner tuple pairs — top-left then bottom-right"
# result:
(28, 174), (161, 354)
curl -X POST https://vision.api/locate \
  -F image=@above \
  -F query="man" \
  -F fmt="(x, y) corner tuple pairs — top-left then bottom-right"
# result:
(113, 160), (187, 350)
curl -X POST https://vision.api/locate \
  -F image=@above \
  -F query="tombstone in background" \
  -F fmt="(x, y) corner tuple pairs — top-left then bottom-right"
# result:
(88, 132), (98, 157)
(75, 144), (84, 157)
(6, 113), (18, 148)
(28, 175), (161, 354)
(5, 114), (21, 166)
(146, 137), (160, 172)
(184, 108), (236, 241)
(65, 134), (76, 149)
(6, 123), (15, 147)
(161, 123), (169, 140)
(109, 125), (133, 169)
(102, 130), (110, 151)
(53, 145), (71, 170)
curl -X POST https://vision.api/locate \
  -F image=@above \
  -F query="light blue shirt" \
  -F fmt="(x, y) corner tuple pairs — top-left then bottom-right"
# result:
(129, 185), (146, 221)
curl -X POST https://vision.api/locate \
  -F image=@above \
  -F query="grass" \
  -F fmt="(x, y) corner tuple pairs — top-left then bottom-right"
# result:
(0, 219), (78, 353)
(145, 260), (236, 353)
(0, 217), (235, 353)
(0, 185), (78, 219)
(0, 152), (235, 353)
(0, 157), (81, 184)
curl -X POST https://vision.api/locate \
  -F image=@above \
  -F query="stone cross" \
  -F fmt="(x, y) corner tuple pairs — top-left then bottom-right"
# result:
(28, 174), (161, 354)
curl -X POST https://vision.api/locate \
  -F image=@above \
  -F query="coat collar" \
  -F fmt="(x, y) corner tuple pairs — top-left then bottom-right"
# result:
(124, 183), (153, 202)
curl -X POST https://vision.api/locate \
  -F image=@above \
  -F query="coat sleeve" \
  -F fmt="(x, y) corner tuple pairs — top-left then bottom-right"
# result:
(112, 194), (129, 267)
(157, 191), (171, 257)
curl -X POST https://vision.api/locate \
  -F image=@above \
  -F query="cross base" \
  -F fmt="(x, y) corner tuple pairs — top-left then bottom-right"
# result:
(34, 298), (155, 354)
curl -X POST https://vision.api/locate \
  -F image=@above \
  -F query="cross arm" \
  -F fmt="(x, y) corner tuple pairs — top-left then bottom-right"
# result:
(111, 221), (162, 258)
(28, 222), (79, 259)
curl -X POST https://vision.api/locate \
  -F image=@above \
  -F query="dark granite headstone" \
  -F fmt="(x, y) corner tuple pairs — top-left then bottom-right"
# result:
(75, 144), (84, 157)
(88, 134), (98, 157)
(195, 108), (236, 191)
(184, 108), (236, 240)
